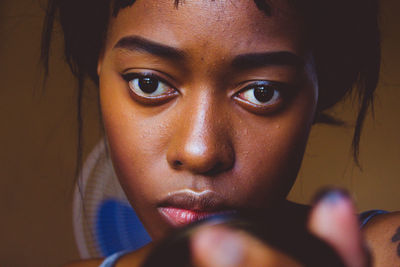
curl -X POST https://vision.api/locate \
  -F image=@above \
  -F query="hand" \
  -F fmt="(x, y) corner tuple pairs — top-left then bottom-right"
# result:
(191, 190), (370, 267)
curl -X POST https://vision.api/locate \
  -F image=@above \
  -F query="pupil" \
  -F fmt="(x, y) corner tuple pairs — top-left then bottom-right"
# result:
(254, 86), (274, 103)
(138, 77), (159, 94)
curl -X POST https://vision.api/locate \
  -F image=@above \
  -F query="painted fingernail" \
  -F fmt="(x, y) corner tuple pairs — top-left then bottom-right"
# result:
(312, 188), (350, 205)
(194, 227), (244, 267)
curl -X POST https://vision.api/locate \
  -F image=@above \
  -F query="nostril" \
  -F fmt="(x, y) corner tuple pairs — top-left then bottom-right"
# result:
(173, 160), (183, 168)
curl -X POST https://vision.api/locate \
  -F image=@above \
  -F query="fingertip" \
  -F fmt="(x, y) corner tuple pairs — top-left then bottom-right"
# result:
(309, 189), (368, 267)
(309, 188), (357, 231)
(191, 226), (244, 267)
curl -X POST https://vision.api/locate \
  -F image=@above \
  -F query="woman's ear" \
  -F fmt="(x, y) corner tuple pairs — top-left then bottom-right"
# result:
(97, 57), (103, 77)
(97, 47), (106, 77)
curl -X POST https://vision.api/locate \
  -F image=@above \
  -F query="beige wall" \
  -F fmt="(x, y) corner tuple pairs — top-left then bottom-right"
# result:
(288, 0), (400, 210)
(0, 0), (399, 266)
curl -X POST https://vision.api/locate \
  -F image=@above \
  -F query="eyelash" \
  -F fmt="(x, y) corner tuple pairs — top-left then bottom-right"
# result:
(234, 81), (289, 114)
(121, 72), (174, 90)
(121, 72), (178, 105)
(121, 72), (289, 113)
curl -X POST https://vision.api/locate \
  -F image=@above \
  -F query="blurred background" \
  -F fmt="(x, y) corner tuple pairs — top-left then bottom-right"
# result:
(0, 0), (399, 266)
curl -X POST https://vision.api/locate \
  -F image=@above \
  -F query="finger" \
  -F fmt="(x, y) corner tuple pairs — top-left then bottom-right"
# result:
(308, 189), (370, 267)
(191, 225), (302, 267)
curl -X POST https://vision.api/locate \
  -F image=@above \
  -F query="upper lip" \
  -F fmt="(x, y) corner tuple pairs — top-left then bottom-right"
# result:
(158, 189), (231, 212)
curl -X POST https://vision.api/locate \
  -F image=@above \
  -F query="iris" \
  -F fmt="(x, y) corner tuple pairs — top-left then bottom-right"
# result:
(139, 77), (159, 94)
(254, 86), (274, 103)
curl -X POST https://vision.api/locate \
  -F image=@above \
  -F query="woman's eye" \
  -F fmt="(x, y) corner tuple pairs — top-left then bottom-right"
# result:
(121, 73), (178, 104)
(128, 75), (171, 97)
(237, 84), (281, 106)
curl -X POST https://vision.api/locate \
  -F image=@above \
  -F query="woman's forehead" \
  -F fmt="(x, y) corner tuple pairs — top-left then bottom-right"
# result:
(110, 0), (300, 30)
(106, 0), (307, 56)
(112, 0), (275, 17)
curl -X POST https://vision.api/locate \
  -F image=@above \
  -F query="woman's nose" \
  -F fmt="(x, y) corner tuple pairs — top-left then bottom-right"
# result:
(166, 92), (235, 175)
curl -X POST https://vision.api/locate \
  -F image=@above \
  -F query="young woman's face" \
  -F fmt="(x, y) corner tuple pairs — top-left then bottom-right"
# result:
(98, 0), (318, 240)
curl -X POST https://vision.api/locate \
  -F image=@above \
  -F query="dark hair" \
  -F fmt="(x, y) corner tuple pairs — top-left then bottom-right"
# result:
(41, 0), (381, 178)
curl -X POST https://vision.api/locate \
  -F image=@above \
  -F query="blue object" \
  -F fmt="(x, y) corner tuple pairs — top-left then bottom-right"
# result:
(99, 250), (131, 267)
(96, 199), (152, 256)
(359, 209), (389, 228)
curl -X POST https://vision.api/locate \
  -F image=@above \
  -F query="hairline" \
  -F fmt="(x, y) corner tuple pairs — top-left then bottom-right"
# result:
(112, 0), (273, 17)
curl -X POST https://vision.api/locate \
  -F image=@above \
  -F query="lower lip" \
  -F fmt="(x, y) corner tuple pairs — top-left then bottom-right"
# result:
(158, 207), (235, 227)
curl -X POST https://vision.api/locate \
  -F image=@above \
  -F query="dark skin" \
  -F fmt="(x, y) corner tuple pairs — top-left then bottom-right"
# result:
(100, 0), (316, 241)
(66, 0), (400, 266)
(392, 227), (400, 256)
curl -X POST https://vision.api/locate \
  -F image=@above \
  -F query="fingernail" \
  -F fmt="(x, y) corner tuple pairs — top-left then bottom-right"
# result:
(312, 188), (350, 206)
(193, 227), (244, 267)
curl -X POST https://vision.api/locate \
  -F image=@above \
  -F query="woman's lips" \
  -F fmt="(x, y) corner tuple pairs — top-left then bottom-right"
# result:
(158, 207), (236, 227)
(157, 189), (236, 226)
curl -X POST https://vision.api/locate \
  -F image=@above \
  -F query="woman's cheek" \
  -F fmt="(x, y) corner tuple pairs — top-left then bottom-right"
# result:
(229, 138), (305, 208)
(229, 90), (316, 206)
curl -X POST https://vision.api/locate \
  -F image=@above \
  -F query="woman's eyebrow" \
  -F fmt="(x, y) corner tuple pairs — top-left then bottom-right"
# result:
(113, 35), (186, 62)
(113, 35), (303, 70)
(231, 51), (304, 70)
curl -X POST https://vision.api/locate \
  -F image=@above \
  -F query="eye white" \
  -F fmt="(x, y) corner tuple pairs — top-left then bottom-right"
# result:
(129, 78), (170, 97)
(241, 87), (281, 105)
